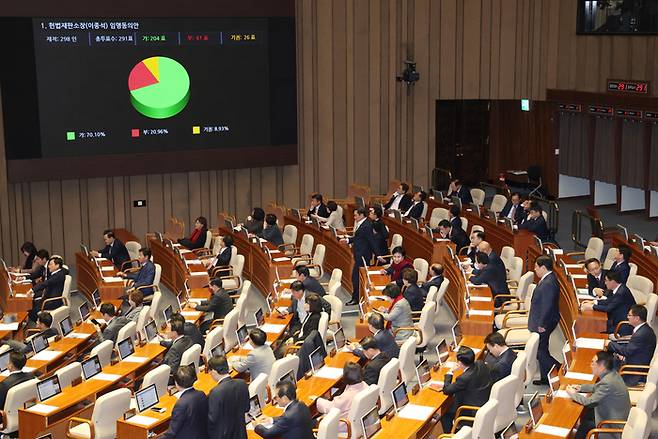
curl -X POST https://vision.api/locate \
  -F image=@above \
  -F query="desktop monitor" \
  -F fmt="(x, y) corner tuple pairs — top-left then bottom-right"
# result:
(245, 394), (262, 423)
(391, 381), (409, 413)
(37, 375), (62, 402)
(144, 320), (158, 342)
(0, 349), (13, 372)
(162, 305), (174, 323)
(117, 337), (135, 360)
(435, 339), (450, 366)
(309, 346), (325, 374)
(135, 384), (159, 413)
(290, 209), (301, 220)
(415, 359), (431, 388)
(59, 316), (74, 337)
(333, 327), (346, 350)
(78, 302), (91, 322)
(254, 308), (265, 327)
(211, 341), (225, 358)
(31, 333), (49, 355)
(451, 322), (462, 347)
(527, 392), (543, 428)
(236, 324), (249, 346)
(361, 405), (382, 439)
(278, 370), (296, 386)
(81, 355), (102, 380)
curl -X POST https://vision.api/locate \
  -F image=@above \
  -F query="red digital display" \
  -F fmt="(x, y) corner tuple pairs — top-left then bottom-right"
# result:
(607, 79), (650, 94)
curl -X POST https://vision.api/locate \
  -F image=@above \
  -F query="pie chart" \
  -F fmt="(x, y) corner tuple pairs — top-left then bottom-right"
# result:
(128, 56), (190, 119)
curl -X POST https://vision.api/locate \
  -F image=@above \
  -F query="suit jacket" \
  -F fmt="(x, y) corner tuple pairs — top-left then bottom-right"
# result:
(295, 312), (321, 342)
(571, 370), (631, 436)
(162, 335), (195, 374)
(353, 329), (399, 360)
(448, 186), (473, 205)
(208, 377), (250, 439)
(295, 331), (326, 379)
(403, 202), (424, 220)
(488, 348), (517, 383)
(99, 239), (131, 269)
(609, 261), (631, 284)
(126, 260), (156, 296)
(184, 322), (204, 348)
(421, 275), (444, 298)
(593, 284), (636, 333)
(608, 323), (656, 371)
(487, 252), (507, 278)
(162, 388), (209, 439)
(450, 226), (470, 251)
(381, 299), (413, 341)
(587, 271), (607, 296)
(466, 246), (479, 264)
(178, 228), (208, 250)
(301, 277), (326, 296)
(125, 305), (144, 323)
(384, 193), (413, 211)
(308, 203), (330, 218)
(385, 259), (414, 285)
(402, 284), (424, 312)
(23, 253), (36, 270)
(26, 264), (46, 283)
(244, 219), (264, 237)
(518, 215), (549, 241)
(32, 268), (68, 311)
(100, 316), (130, 344)
(288, 296), (331, 330)
(469, 264), (510, 297)
(500, 202), (525, 224)
(232, 344), (276, 380)
(348, 220), (380, 264)
(363, 352), (391, 385)
(528, 272), (560, 333)
(449, 217), (463, 233)
(371, 219), (389, 257)
(263, 226), (284, 246)
(214, 246), (232, 268)
(442, 361), (492, 412)
(0, 371), (34, 409)
(195, 289), (233, 321)
(255, 399), (314, 439)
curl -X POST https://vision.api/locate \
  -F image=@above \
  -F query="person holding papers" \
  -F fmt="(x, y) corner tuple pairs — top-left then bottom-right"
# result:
(254, 380), (314, 438)
(117, 247), (156, 298)
(316, 362), (367, 432)
(90, 229), (130, 269)
(162, 365), (208, 439)
(207, 356), (250, 439)
(566, 351), (630, 439)
(0, 352), (34, 410)
(203, 235), (233, 271)
(314, 200), (345, 230)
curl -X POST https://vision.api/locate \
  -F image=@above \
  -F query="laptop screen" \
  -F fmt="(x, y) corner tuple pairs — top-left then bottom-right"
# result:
(144, 320), (158, 342)
(81, 355), (102, 380)
(415, 359), (431, 387)
(162, 305), (173, 323)
(59, 317), (73, 337)
(309, 346), (325, 374)
(79, 302), (91, 322)
(0, 349), (13, 372)
(333, 327), (346, 350)
(31, 333), (49, 354)
(361, 405), (382, 439)
(245, 394), (262, 423)
(501, 423), (519, 439)
(528, 392), (543, 427)
(236, 324), (248, 345)
(80, 243), (89, 257)
(278, 370), (296, 386)
(391, 381), (409, 412)
(117, 337), (135, 360)
(547, 364), (560, 394)
(135, 384), (159, 412)
(37, 376), (61, 402)
(254, 308), (265, 327)
(451, 322), (462, 347)
(92, 290), (101, 309)
(211, 341), (225, 358)
(562, 342), (573, 371)
(435, 339), (449, 366)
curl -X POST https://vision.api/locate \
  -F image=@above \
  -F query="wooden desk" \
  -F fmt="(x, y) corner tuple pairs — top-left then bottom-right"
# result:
(0, 267), (35, 313)
(76, 252), (126, 302)
(148, 237), (210, 294)
(612, 235), (658, 294)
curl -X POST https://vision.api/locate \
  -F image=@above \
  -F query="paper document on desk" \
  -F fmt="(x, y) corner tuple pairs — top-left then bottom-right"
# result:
(564, 371), (595, 381)
(367, 270), (382, 275)
(179, 249), (192, 254)
(314, 366), (343, 380)
(188, 298), (204, 304)
(273, 257), (291, 262)
(65, 332), (92, 339)
(27, 403), (58, 414)
(260, 323), (286, 333)
(575, 338), (605, 350)
(128, 414), (159, 427)
(90, 373), (122, 381)
(469, 296), (491, 302)
(122, 356), (149, 363)
(397, 404), (436, 421)
(466, 283), (488, 288)
(269, 249), (281, 254)
(280, 278), (296, 282)
(534, 425), (571, 437)
(0, 323), (19, 331)
(468, 310), (493, 316)
(552, 390), (571, 399)
(101, 266), (114, 271)
(372, 285), (385, 291)
(32, 350), (62, 361)
(102, 276), (123, 283)
(94, 257), (109, 262)
(180, 311), (200, 317)
(571, 274), (587, 279)
(564, 264), (583, 269)
(186, 260), (202, 265)
(190, 271), (207, 276)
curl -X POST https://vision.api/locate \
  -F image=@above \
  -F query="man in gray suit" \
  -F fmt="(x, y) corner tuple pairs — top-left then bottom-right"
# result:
(96, 303), (130, 344)
(124, 290), (145, 323)
(229, 328), (275, 380)
(161, 318), (194, 376)
(567, 351), (631, 439)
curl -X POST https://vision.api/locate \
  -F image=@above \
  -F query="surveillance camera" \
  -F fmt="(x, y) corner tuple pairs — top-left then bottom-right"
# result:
(396, 60), (420, 85)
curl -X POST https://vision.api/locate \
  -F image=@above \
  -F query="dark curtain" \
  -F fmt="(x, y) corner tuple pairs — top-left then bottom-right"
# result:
(651, 125), (658, 192)
(558, 112), (589, 178)
(620, 120), (645, 189)
(592, 117), (615, 184)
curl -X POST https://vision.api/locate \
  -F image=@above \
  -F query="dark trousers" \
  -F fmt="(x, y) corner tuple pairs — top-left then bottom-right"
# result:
(536, 326), (559, 380)
(575, 407), (595, 439)
(351, 255), (369, 302)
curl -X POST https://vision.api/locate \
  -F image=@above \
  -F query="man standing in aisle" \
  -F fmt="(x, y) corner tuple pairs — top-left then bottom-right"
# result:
(341, 207), (380, 306)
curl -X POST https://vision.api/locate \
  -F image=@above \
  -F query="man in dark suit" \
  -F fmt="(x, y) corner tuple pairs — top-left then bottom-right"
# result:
(307, 193), (329, 218)
(384, 182), (413, 212)
(28, 256), (67, 321)
(466, 231), (485, 264)
(161, 313), (204, 352)
(95, 303), (130, 344)
(607, 304), (657, 385)
(5, 311), (58, 354)
(437, 220), (469, 251)
(369, 205), (389, 260)
(15, 249), (49, 284)
(211, 235), (234, 270)
(484, 332), (517, 383)
(254, 380), (313, 439)
(421, 264), (444, 298)
(162, 365), (209, 439)
(0, 351), (34, 410)
(447, 179), (473, 205)
(609, 245), (632, 284)
(294, 266), (326, 296)
(518, 202), (549, 241)
(401, 268), (424, 312)
(91, 230), (131, 269)
(161, 318), (195, 376)
(585, 258), (607, 297)
(349, 313), (399, 359)
(402, 191), (427, 220)
(448, 205), (464, 233)
(341, 207), (381, 306)
(499, 192), (525, 225)
(193, 278), (233, 334)
(207, 356), (250, 439)
(528, 256), (561, 385)
(359, 336), (391, 385)
(581, 270), (636, 334)
(433, 347), (492, 433)
(263, 214), (284, 246)
(284, 282), (330, 336)
(118, 247), (156, 298)
(469, 253), (510, 307)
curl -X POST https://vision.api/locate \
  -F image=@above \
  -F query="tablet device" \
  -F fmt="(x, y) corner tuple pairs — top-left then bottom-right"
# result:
(254, 308), (265, 327)
(162, 305), (173, 323)
(451, 321), (462, 347)
(361, 405), (382, 439)
(415, 358), (431, 388)
(135, 384), (159, 412)
(333, 327), (346, 350)
(31, 333), (49, 355)
(309, 346), (326, 374)
(391, 381), (409, 413)
(144, 320), (158, 342)
(37, 375), (61, 402)
(435, 339), (450, 366)
(0, 349), (13, 372)
(527, 392), (543, 428)
(245, 394), (262, 423)
(278, 370), (296, 386)
(236, 324), (248, 346)
(211, 341), (225, 358)
(79, 302), (91, 322)
(81, 355), (102, 380)
(117, 337), (135, 360)
(59, 316), (74, 337)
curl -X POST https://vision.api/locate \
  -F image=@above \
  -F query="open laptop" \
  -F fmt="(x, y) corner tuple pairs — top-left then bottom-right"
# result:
(59, 316), (74, 337)
(278, 370), (296, 386)
(309, 346), (326, 374)
(245, 394), (262, 423)
(501, 423), (519, 439)
(31, 333), (50, 355)
(162, 305), (174, 323)
(415, 359), (431, 388)
(391, 381), (409, 412)
(451, 321), (462, 348)
(78, 302), (91, 322)
(81, 355), (102, 380)
(92, 290), (102, 309)
(333, 327), (346, 350)
(144, 320), (158, 342)
(0, 349), (13, 372)
(117, 337), (135, 360)
(236, 324), (249, 346)
(570, 275), (591, 301)
(37, 375), (62, 402)
(254, 308), (265, 327)
(361, 405), (382, 439)
(210, 341), (225, 358)
(135, 384), (159, 412)
(527, 392), (544, 428)
(435, 339), (450, 366)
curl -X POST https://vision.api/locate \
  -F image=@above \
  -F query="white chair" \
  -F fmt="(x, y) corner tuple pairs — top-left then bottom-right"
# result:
(507, 256), (524, 284)
(414, 301), (437, 352)
(282, 224), (298, 247)
(628, 361), (658, 408)
(644, 294), (658, 327)
(180, 344), (202, 372)
(135, 306), (151, 336)
(398, 337), (417, 387)
(317, 407), (342, 439)
(413, 258), (429, 285)
(299, 244), (325, 279)
(471, 224), (485, 234)
(268, 356), (300, 390)
(290, 234), (314, 264)
(229, 245), (239, 266)
(345, 384), (380, 439)
(602, 247), (619, 270)
(50, 306), (70, 335)
(140, 364), (170, 400)
(56, 362), (82, 388)
(470, 188), (485, 206)
(377, 358), (400, 415)
(524, 333), (540, 383)
(566, 237), (604, 262)
(249, 373), (269, 408)
(66, 388), (131, 439)
(149, 290), (163, 322)
(426, 286), (439, 304)
(136, 264), (161, 299)
(489, 194), (508, 215)
(635, 383), (656, 419)
(450, 426), (473, 439)
(510, 351), (527, 407)
(420, 201), (428, 218)
(495, 283), (535, 330)
(323, 294), (343, 326)
(235, 280), (253, 325)
(318, 312), (330, 347)
(627, 275), (654, 306)
(490, 376), (519, 433)
(115, 321), (137, 346)
(323, 268), (343, 292)
(389, 234), (403, 252)
(586, 407), (648, 439)
(219, 254), (245, 292)
(89, 340), (114, 368)
(125, 241), (141, 261)
(436, 278), (450, 307)
(203, 326), (224, 360)
(203, 230), (213, 249)
(460, 217), (469, 232)
(629, 263), (638, 277)
(327, 282), (341, 298)
(429, 208), (450, 228)
(222, 309), (240, 350)
(0, 378), (38, 436)
(500, 246), (515, 270)
(452, 399), (498, 438)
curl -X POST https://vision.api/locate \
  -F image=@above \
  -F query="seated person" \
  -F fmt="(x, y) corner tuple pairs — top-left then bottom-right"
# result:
(375, 283), (413, 341)
(192, 278), (233, 334)
(348, 313), (399, 358)
(316, 362), (367, 431)
(581, 270), (635, 334)
(283, 281), (331, 333)
(12, 249), (49, 284)
(314, 200), (345, 230)
(307, 193), (329, 218)
(585, 258), (607, 298)
(517, 202), (549, 241)
(465, 231), (485, 264)
(244, 208), (265, 236)
(293, 265), (326, 296)
(402, 191), (427, 220)
(229, 328), (276, 380)
(499, 192), (525, 224)
(447, 179), (473, 205)
(380, 246), (413, 285)
(369, 205), (389, 260)
(483, 332), (517, 383)
(606, 304), (656, 385)
(358, 336), (391, 385)
(124, 290), (145, 323)
(384, 183), (413, 211)
(401, 268), (424, 312)
(162, 365), (208, 439)
(437, 219), (469, 251)
(90, 229), (130, 269)
(16, 241), (37, 272)
(96, 303), (130, 344)
(203, 235), (234, 272)
(609, 245), (632, 284)
(291, 293), (322, 343)
(5, 311), (57, 354)
(475, 241), (506, 275)
(161, 318), (195, 376)
(117, 247), (156, 298)
(421, 263), (444, 298)
(253, 381), (314, 438)
(178, 216), (209, 249)
(262, 214), (284, 246)
(28, 256), (67, 321)
(469, 253), (510, 306)
(448, 205), (464, 233)
(0, 351), (34, 409)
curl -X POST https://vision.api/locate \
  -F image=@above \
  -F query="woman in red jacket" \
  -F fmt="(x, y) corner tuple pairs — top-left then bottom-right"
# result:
(380, 246), (413, 286)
